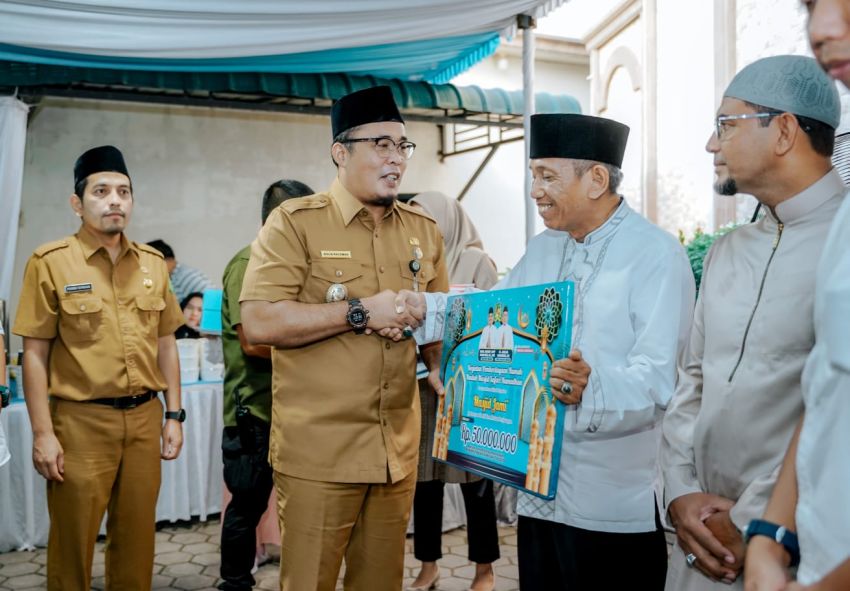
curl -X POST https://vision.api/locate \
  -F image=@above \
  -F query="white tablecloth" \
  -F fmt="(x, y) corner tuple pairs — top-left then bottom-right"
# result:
(0, 382), (224, 552)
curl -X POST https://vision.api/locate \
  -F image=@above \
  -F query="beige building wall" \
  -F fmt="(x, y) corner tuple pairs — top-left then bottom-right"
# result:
(655, 0), (716, 238)
(2, 100), (467, 346)
(592, 14), (645, 216)
(577, 0), (837, 238)
(443, 37), (591, 269)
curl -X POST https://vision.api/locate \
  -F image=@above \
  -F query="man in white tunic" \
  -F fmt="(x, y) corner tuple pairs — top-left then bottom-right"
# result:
(744, 5), (850, 590)
(413, 113), (695, 588)
(660, 55), (843, 590)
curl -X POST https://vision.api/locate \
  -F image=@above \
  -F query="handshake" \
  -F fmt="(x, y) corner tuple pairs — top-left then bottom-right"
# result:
(360, 289), (425, 341)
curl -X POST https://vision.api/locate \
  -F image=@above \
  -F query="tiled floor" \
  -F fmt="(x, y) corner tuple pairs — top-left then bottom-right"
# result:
(0, 519), (520, 591)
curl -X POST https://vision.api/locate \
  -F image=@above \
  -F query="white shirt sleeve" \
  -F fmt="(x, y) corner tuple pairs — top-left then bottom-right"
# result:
(659, 246), (717, 506)
(414, 292), (449, 345)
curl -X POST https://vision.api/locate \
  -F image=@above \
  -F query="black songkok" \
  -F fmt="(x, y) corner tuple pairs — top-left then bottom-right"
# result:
(529, 114), (629, 168)
(73, 145), (130, 187)
(331, 86), (404, 139)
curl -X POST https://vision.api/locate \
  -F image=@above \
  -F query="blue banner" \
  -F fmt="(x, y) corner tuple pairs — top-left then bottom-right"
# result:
(434, 282), (574, 500)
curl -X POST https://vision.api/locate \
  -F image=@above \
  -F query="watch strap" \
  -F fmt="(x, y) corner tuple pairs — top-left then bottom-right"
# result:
(347, 298), (369, 334)
(165, 409), (186, 422)
(746, 519), (800, 567)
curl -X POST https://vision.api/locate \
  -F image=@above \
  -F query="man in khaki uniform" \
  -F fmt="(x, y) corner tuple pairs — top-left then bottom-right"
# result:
(240, 86), (448, 591)
(14, 145), (186, 590)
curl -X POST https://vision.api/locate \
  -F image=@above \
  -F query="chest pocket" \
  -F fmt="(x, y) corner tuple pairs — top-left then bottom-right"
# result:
(399, 260), (436, 291)
(135, 295), (166, 338)
(306, 260), (365, 302)
(59, 296), (104, 344)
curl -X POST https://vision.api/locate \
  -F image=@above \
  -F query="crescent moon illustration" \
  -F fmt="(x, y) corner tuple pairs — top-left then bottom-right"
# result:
(518, 305), (530, 329)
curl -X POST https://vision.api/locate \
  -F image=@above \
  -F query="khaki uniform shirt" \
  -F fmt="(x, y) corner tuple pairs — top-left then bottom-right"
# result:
(240, 179), (449, 483)
(13, 225), (184, 401)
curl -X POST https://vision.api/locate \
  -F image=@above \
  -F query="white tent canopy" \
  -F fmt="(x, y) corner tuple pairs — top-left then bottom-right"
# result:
(0, 0), (562, 58)
(0, 0), (561, 307)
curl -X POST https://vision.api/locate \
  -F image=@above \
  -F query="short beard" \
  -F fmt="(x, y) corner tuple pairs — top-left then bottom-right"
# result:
(714, 178), (738, 196)
(369, 196), (396, 207)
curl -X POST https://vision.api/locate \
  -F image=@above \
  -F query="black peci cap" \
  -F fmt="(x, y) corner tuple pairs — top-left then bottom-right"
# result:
(331, 86), (404, 139)
(73, 145), (130, 188)
(529, 114), (629, 167)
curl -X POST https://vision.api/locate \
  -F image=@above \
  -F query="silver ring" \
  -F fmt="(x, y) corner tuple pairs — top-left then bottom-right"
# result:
(560, 381), (573, 395)
(686, 552), (697, 567)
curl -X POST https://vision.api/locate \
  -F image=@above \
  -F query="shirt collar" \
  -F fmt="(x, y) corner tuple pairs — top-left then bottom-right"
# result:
(76, 224), (134, 261)
(772, 169), (845, 225)
(330, 178), (398, 226)
(579, 197), (631, 246)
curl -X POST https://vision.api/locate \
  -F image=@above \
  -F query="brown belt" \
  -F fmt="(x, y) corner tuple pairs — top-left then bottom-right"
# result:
(87, 390), (157, 409)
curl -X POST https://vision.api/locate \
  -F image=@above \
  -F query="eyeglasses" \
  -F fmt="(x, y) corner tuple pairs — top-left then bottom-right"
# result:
(714, 112), (782, 140)
(344, 136), (416, 160)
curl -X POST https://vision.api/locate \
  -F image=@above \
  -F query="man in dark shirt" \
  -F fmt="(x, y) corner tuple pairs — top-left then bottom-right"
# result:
(218, 179), (313, 591)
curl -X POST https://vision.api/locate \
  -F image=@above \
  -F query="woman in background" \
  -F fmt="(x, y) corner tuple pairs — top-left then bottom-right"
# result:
(407, 191), (500, 591)
(175, 291), (203, 339)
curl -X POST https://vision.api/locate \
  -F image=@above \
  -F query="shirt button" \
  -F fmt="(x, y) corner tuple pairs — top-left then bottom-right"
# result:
(335, 270), (343, 277)
(379, 266), (385, 273)
(383, 383), (389, 390)
(385, 342), (391, 350)
(79, 304), (86, 311)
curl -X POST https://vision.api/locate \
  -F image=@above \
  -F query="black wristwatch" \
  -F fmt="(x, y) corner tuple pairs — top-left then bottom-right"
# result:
(745, 519), (800, 567)
(0, 385), (10, 408)
(165, 408), (186, 422)
(346, 298), (370, 334)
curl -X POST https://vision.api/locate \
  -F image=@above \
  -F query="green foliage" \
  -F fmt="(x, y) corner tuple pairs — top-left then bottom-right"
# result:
(681, 225), (737, 293)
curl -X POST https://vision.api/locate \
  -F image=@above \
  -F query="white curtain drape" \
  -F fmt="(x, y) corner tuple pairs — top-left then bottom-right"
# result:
(0, 97), (29, 307)
(0, 0), (564, 58)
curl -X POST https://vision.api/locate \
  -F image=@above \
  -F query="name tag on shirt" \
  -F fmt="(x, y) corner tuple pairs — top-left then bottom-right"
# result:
(64, 282), (93, 294)
(320, 250), (352, 259)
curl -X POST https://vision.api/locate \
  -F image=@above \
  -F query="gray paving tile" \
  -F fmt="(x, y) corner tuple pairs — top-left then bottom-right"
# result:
(155, 551), (193, 566)
(4, 573), (46, 589)
(171, 573), (216, 590)
(0, 561), (40, 577)
(0, 519), (524, 591)
(162, 562), (204, 577)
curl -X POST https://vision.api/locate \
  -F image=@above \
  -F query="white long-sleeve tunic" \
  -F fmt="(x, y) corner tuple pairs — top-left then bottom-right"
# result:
(795, 181), (850, 585)
(422, 200), (695, 532)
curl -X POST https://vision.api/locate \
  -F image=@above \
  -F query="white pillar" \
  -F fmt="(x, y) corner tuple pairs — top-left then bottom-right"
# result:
(520, 15), (536, 244)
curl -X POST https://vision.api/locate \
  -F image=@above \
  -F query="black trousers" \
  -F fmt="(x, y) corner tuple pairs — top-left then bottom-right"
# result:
(218, 422), (274, 591)
(412, 479), (500, 564)
(517, 509), (667, 591)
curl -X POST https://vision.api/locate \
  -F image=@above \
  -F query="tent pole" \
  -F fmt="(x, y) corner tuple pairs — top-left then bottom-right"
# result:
(519, 14), (536, 244)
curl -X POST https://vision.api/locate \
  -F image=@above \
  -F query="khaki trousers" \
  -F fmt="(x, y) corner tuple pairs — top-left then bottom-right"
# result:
(274, 470), (416, 591)
(46, 397), (163, 591)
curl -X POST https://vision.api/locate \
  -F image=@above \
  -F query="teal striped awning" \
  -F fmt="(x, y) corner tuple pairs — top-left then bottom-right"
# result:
(0, 61), (581, 123)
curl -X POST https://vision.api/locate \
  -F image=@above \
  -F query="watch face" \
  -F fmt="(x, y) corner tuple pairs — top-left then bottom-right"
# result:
(350, 309), (367, 325)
